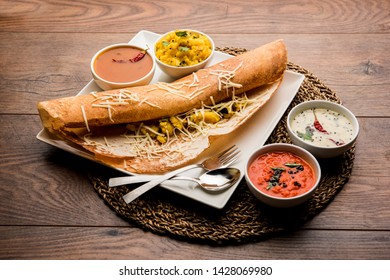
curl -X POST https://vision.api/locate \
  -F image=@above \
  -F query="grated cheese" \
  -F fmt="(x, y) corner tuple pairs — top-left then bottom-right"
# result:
(82, 61), (261, 159)
(155, 82), (189, 99)
(87, 61), (244, 126)
(188, 84), (211, 100)
(188, 72), (199, 87)
(89, 91), (98, 98)
(88, 89), (162, 123)
(210, 96), (216, 106)
(140, 124), (165, 137)
(80, 105), (90, 132)
(210, 61), (243, 94)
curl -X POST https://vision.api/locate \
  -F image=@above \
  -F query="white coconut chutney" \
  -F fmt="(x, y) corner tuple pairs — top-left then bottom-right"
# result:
(290, 108), (355, 147)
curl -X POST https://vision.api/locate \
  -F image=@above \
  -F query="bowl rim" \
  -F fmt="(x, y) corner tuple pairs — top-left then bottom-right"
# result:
(286, 100), (359, 150)
(245, 143), (321, 202)
(154, 29), (215, 69)
(90, 43), (156, 86)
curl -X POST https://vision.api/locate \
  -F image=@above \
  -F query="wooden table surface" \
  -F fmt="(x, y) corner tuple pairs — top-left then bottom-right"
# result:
(0, 0), (389, 260)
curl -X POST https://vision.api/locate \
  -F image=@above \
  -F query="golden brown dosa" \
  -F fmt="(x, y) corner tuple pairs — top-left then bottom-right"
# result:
(37, 39), (287, 174)
(37, 40), (287, 133)
(56, 80), (282, 174)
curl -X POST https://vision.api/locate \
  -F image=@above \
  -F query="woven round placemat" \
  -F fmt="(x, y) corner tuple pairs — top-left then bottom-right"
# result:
(89, 47), (355, 244)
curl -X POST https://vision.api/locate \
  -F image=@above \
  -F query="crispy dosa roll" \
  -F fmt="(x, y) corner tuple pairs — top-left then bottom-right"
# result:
(37, 40), (287, 133)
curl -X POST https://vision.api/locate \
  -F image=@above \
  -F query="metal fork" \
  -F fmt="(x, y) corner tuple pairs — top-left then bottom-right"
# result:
(109, 145), (240, 187)
(121, 145), (240, 204)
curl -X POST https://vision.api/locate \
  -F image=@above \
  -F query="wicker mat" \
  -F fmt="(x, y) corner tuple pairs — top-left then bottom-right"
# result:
(90, 47), (355, 244)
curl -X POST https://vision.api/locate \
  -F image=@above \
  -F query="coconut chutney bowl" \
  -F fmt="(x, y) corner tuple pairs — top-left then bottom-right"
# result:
(287, 100), (359, 158)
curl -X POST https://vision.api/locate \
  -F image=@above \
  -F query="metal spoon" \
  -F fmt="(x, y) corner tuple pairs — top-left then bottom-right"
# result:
(110, 167), (241, 192)
(109, 145), (240, 188)
(170, 167), (241, 192)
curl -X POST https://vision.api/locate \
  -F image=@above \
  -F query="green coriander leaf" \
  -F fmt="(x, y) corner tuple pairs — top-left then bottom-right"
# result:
(297, 126), (313, 141)
(175, 31), (188, 37)
(178, 46), (190, 52)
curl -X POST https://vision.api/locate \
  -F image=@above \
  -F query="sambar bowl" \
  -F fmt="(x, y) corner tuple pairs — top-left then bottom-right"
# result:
(91, 43), (156, 90)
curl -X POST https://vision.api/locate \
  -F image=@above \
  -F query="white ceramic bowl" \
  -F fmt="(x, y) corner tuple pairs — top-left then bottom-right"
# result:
(154, 29), (215, 79)
(245, 143), (321, 208)
(287, 100), (359, 158)
(91, 43), (156, 90)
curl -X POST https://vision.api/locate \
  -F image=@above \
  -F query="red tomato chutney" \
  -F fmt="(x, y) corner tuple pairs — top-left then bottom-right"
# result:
(248, 151), (316, 198)
(94, 46), (153, 83)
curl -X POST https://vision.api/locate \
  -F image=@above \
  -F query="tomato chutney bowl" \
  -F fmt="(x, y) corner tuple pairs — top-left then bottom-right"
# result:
(245, 143), (321, 208)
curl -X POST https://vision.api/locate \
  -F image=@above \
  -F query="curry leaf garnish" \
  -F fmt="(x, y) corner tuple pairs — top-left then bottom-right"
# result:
(271, 167), (285, 171)
(296, 125), (314, 141)
(284, 163), (302, 168)
(175, 31), (188, 37)
(267, 167), (285, 190)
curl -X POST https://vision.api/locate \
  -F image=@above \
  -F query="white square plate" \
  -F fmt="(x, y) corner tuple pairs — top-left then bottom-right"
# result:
(37, 30), (304, 209)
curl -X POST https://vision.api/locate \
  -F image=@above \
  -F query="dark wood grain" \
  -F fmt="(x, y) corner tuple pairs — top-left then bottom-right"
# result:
(0, 226), (389, 260)
(0, 0), (389, 260)
(1, 0), (389, 34)
(1, 33), (389, 116)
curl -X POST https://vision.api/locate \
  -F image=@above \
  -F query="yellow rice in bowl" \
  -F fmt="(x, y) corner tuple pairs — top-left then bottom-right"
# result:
(155, 30), (213, 67)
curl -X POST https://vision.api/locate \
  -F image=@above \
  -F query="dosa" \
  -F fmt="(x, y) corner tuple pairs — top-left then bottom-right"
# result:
(37, 40), (288, 174)
(38, 40), (287, 132)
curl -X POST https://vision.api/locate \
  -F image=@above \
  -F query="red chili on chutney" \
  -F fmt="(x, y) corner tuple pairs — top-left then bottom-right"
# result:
(248, 151), (316, 198)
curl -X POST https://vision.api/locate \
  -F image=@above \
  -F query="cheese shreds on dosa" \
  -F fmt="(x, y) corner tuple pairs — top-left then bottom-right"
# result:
(37, 40), (288, 174)
(38, 40), (287, 132)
